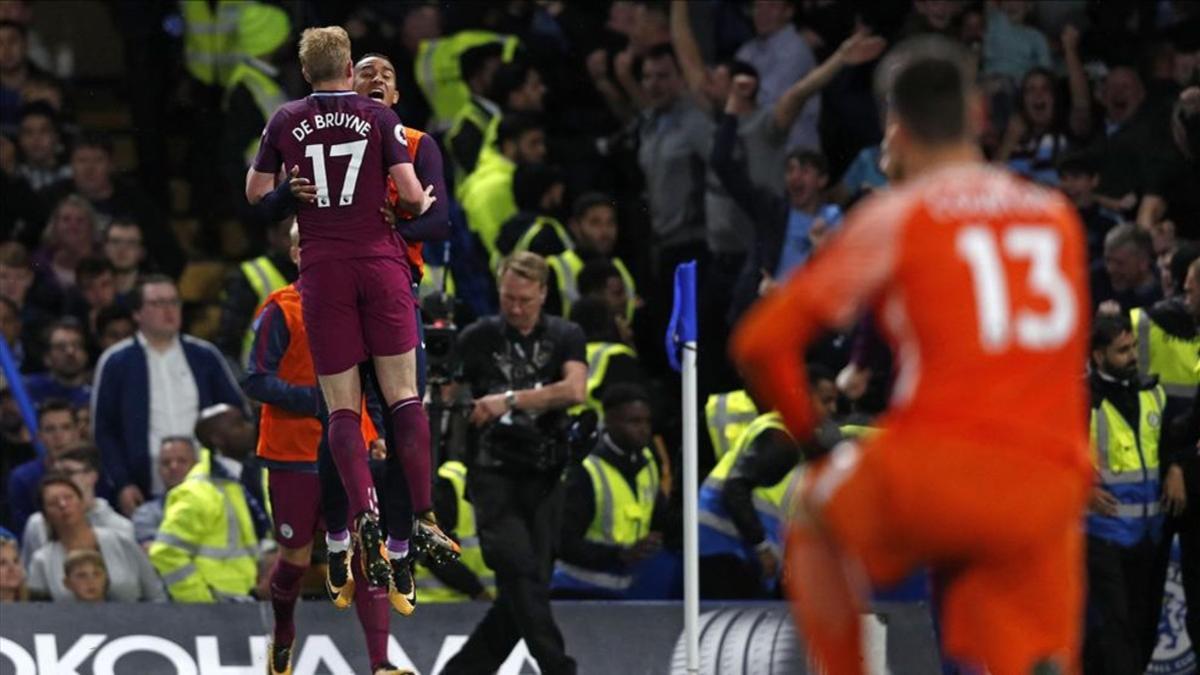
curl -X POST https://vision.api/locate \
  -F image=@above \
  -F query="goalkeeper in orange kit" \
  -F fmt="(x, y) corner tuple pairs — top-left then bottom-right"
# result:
(732, 37), (1092, 675)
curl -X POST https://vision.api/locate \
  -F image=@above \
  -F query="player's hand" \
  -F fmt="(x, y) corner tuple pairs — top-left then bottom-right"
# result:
(119, 484), (145, 515)
(1089, 487), (1120, 517)
(756, 544), (781, 581)
(470, 393), (509, 426)
(369, 438), (387, 460)
(379, 203), (397, 226)
(288, 165), (317, 203)
(1163, 464), (1187, 517)
(419, 184), (437, 216)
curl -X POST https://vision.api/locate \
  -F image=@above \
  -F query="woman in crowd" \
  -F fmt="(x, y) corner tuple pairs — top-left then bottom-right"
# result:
(993, 26), (1092, 185)
(26, 474), (165, 602)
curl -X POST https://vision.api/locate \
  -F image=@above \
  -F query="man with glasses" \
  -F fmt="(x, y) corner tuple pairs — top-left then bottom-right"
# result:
(91, 274), (247, 516)
(23, 318), (91, 408)
(102, 220), (146, 298)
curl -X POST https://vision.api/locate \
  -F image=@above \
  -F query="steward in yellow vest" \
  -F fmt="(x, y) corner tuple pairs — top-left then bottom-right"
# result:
(697, 368), (841, 598)
(150, 446), (259, 602)
(181, 0), (245, 87)
(458, 114), (546, 263)
(1084, 314), (1174, 672)
(216, 217), (297, 370)
(705, 389), (759, 463)
(495, 164), (572, 264)
(553, 385), (669, 599)
(221, 2), (290, 166)
(445, 43), (505, 180)
(414, 30), (518, 132)
(413, 461), (496, 602)
(545, 193), (637, 323)
(565, 297), (648, 420)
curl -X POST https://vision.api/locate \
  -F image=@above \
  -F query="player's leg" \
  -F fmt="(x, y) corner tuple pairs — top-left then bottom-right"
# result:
(266, 470), (321, 675)
(359, 257), (459, 563)
(901, 442), (1088, 674)
(939, 527), (1084, 675)
(318, 432), (355, 607)
(301, 261), (385, 586)
(785, 439), (907, 675)
(361, 362), (419, 615)
(319, 366), (388, 585)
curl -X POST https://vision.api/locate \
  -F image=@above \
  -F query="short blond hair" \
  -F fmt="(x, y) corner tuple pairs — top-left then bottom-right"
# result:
(64, 549), (106, 577)
(497, 251), (549, 287)
(298, 26), (351, 83)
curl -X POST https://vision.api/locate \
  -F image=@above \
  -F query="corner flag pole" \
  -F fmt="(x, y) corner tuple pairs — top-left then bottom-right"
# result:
(666, 261), (699, 674)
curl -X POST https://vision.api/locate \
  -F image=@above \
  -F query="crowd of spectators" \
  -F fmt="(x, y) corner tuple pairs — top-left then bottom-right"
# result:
(0, 1), (1197, 653)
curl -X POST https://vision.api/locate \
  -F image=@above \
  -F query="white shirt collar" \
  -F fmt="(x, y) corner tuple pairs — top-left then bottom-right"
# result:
(136, 331), (181, 354)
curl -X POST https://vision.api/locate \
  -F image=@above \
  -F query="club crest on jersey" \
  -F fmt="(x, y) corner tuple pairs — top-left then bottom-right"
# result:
(1148, 412), (1161, 429)
(279, 523), (294, 540)
(395, 123), (408, 146)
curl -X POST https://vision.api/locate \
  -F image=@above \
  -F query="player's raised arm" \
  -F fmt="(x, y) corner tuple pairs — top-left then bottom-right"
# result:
(730, 195), (905, 438)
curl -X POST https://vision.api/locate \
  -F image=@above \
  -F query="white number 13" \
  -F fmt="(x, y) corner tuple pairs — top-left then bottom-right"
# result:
(956, 225), (1076, 352)
(304, 140), (368, 208)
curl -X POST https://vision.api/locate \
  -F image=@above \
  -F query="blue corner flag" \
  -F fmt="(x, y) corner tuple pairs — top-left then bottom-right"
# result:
(0, 337), (44, 457)
(665, 261), (698, 372)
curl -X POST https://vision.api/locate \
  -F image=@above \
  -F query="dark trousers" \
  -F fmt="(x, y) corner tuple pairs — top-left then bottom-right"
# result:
(1153, 460), (1200, 664)
(443, 469), (576, 675)
(1083, 535), (1163, 675)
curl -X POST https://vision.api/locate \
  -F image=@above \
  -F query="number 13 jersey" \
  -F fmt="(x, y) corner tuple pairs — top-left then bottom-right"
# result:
(794, 163), (1091, 474)
(253, 90), (412, 270)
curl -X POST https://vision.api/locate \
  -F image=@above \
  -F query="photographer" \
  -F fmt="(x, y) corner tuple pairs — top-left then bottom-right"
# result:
(442, 252), (585, 675)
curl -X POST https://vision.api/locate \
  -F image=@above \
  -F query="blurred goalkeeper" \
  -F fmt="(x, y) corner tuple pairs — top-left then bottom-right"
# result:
(732, 36), (1091, 675)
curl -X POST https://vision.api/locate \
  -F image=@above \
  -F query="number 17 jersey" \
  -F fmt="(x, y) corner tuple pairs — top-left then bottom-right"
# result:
(253, 91), (412, 270)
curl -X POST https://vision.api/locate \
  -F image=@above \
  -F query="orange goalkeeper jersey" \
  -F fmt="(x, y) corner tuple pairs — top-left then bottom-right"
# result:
(732, 163), (1092, 476)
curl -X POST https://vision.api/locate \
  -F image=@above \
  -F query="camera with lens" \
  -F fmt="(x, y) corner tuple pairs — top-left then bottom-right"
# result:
(421, 292), (459, 384)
